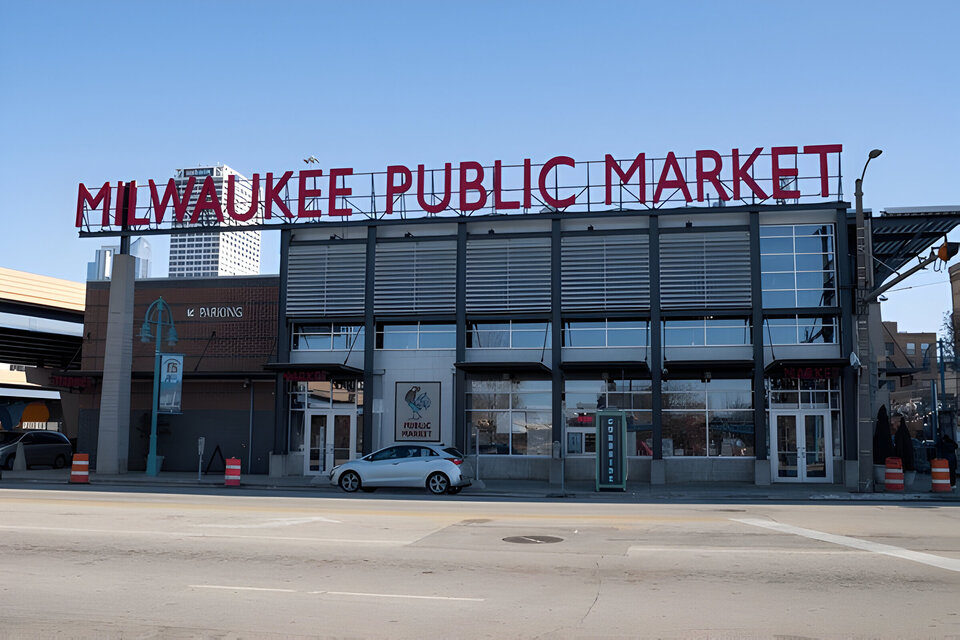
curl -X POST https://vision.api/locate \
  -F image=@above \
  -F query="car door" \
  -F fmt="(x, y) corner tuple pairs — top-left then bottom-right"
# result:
(363, 446), (403, 486)
(383, 446), (424, 485)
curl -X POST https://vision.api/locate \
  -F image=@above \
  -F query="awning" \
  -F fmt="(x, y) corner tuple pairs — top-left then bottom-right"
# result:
(662, 360), (754, 379)
(871, 208), (960, 283)
(764, 358), (848, 378)
(455, 360), (551, 374)
(263, 362), (365, 379)
(560, 361), (650, 376)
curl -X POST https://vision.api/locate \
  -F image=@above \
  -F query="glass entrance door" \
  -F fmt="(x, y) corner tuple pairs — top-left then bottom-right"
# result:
(305, 411), (357, 475)
(771, 411), (832, 482)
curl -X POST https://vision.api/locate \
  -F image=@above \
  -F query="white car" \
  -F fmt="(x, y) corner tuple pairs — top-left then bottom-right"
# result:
(329, 443), (472, 495)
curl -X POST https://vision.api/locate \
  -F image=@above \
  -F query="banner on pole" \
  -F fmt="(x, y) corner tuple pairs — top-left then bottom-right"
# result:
(158, 354), (184, 414)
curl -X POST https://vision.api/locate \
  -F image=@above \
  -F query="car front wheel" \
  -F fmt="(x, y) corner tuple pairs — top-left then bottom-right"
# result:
(54, 454), (67, 469)
(339, 470), (361, 493)
(427, 472), (450, 495)
(3, 455), (14, 471)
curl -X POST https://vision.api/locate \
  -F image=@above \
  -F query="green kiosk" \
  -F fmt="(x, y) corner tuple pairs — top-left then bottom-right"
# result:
(595, 411), (627, 491)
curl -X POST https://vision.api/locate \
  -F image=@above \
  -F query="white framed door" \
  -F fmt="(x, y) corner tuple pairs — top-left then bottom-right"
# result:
(771, 410), (833, 483)
(305, 411), (357, 475)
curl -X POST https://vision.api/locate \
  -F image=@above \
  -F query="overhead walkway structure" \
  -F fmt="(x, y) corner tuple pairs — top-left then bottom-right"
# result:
(0, 267), (85, 370)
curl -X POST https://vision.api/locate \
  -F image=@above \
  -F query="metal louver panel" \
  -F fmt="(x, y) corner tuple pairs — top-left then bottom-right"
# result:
(660, 232), (751, 308)
(286, 243), (366, 316)
(375, 242), (457, 313)
(561, 235), (649, 311)
(466, 238), (551, 312)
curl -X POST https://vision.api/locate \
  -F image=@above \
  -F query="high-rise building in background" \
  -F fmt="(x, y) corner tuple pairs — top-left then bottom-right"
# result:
(86, 238), (152, 281)
(168, 165), (261, 278)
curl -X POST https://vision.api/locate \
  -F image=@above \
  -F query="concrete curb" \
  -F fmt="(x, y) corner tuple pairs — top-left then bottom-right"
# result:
(2, 469), (959, 502)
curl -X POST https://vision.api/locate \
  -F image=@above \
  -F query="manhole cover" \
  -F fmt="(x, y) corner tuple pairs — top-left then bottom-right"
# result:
(503, 535), (563, 544)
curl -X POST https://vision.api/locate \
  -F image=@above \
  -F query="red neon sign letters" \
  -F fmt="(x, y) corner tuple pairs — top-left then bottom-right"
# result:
(76, 145), (842, 228)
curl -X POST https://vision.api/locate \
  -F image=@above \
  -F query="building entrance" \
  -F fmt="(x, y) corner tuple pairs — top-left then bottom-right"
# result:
(771, 411), (833, 482)
(305, 411), (356, 475)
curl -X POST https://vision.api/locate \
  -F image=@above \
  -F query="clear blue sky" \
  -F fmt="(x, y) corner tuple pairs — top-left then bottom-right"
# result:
(1, 1), (958, 332)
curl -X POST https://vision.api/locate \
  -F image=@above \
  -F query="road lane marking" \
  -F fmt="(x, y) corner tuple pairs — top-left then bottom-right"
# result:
(0, 524), (408, 545)
(310, 591), (484, 602)
(190, 585), (297, 593)
(192, 516), (342, 527)
(628, 546), (860, 555)
(190, 585), (483, 602)
(733, 518), (960, 574)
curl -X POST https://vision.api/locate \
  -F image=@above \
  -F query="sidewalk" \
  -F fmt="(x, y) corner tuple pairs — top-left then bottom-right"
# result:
(2, 468), (958, 502)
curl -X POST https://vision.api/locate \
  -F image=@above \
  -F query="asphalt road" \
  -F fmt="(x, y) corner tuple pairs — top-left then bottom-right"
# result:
(1, 488), (959, 639)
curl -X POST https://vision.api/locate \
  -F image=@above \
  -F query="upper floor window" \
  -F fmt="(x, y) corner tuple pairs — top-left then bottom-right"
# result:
(563, 320), (648, 348)
(760, 224), (836, 308)
(663, 318), (750, 347)
(763, 316), (838, 344)
(377, 322), (455, 349)
(467, 321), (550, 349)
(292, 323), (364, 351)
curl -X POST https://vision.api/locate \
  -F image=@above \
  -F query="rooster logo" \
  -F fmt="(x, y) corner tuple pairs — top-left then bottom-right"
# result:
(404, 385), (431, 420)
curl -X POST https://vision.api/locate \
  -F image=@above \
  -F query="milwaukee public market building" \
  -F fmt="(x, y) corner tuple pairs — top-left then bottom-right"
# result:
(78, 145), (873, 487)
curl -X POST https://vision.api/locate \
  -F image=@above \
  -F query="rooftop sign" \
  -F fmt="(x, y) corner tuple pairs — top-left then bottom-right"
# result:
(76, 145), (842, 234)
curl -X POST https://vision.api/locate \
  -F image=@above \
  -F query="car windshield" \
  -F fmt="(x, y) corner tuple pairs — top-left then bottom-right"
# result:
(0, 432), (23, 445)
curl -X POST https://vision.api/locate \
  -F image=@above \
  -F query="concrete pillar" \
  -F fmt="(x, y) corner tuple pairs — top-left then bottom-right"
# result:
(95, 254), (135, 473)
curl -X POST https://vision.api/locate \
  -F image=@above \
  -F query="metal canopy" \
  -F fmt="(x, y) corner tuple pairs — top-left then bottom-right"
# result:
(871, 207), (960, 284)
(455, 361), (551, 374)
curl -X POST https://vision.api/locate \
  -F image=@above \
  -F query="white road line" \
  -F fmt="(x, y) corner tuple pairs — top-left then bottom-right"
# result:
(0, 524), (407, 545)
(192, 516), (342, 528)
(190, 585), (483, 602)
(733, 517), (960, 574)
(312, 591), (485, 602)
(627, 546), (860, 555)
(191, 585), (297, 593)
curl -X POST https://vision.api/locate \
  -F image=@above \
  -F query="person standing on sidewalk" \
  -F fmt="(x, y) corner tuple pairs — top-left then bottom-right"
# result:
(935, 433), (958, 488)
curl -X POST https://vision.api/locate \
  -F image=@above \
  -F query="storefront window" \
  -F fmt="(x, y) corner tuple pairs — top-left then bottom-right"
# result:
(662, 379), (754, 457)
(760, 224), (836, 309)
(563, 379), (652, 456)
(466, 377), (551, 455)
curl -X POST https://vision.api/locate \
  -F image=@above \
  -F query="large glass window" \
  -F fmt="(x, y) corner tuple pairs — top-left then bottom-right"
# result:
(661, 379), (754, 457)
(563, 379), (652, 456)
(467, 321), (551, 349)
(563, 320), (649, 348)
(376, 322), (455, 349)
(760, 224), (836, 308)
(293, 323), (364, 351)
(663, 318), (750, 346)
(466, 377), (552, 455)
(763, 316), (838, 344)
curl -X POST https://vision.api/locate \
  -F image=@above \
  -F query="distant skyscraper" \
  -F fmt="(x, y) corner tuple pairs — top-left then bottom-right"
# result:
(86, 238), (152, 281)
(167, 165), (261, 278)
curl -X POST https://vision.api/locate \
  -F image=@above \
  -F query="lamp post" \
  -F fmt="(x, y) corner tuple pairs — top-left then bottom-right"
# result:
(855, 149), (882, 491)
(141, 297), (178, 476)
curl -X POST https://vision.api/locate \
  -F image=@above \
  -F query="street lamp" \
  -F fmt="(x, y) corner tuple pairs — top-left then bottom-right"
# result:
(855, 149), (882, 491)
(141, 297), (178, 476)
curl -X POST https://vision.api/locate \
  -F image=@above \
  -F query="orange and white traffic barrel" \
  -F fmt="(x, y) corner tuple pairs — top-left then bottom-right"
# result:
(69, 453), (89, 484)
(931, 458), (951, 493)
(225, 457), (241, 486)
(884, 457), (904, 492)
